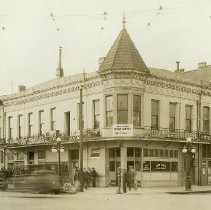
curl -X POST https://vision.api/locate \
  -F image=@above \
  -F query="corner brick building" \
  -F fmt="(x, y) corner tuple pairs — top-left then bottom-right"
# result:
(1, 21), (211, 187)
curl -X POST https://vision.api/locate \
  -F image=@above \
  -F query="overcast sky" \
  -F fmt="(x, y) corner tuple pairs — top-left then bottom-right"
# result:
(1, 0), (211, 95)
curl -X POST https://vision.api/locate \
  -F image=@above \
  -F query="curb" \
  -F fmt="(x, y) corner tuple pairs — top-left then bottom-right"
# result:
(167, 190), (211, 194)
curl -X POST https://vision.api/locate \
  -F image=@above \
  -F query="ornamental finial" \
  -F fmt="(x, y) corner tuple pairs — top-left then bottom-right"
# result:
(122, 13), (126, 28)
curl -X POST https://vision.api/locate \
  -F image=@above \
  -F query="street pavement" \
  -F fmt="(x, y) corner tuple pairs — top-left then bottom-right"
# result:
(1, 186), (211, 210)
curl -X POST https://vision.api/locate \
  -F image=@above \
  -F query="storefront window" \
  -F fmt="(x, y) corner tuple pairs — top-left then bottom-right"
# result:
(135, 161), (141, 171)
(171, 162), (178, 172)
(109, 148), (120, 158)
(143, 149), (148, 157)
(127, 148), (134, 157)
(135, 148), (141, 157)
(149, 149), (154, 157)
(155, 149), (159, 157)
(164, 150), (169, 157)
(170, 150), (174, 158)
(143, 161), (151, 172)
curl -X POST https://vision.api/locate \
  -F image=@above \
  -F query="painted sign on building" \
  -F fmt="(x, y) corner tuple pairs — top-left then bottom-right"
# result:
(91, 148), (100, 157)
(112, 124), (133, 137)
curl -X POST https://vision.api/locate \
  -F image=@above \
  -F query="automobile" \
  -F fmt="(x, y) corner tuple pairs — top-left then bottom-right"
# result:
(0, 177), (8, 191)
(13, 169), (61, 194)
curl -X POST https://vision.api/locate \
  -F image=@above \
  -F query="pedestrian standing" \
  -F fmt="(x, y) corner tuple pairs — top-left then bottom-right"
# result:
(91, 168), (97, 187)
(127, 166), (136, 190)
(83, 168), (89, 190)
(122, 169), (128, 193)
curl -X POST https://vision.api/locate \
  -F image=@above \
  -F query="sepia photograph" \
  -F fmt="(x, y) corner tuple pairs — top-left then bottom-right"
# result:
(0, 0), (211, 209)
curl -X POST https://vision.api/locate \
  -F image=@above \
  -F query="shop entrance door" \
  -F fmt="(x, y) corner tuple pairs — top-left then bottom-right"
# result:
(208, 161), (211, 185)
(108, 148), (120, 186)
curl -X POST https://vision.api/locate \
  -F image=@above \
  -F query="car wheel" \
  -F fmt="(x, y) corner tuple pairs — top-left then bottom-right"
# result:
(54, 190), (60, 194)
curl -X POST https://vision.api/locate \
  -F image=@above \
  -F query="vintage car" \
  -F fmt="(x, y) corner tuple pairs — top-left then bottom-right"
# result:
(13, 169), (61, 194)
(0, 177), (8, 191)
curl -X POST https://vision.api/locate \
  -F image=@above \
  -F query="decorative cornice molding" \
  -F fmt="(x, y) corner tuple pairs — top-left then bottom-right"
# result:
(146, 77), (211, 96)
(3, 80), (102, 106)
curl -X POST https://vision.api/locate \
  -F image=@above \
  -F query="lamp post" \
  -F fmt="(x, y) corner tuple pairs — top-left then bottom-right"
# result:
(182, 137), (196, 191)
(51, 136), (65, 185)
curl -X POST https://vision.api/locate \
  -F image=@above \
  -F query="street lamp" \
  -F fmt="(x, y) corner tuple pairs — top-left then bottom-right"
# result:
(182, 137), (196, 191)
(51, 136), (65, 185)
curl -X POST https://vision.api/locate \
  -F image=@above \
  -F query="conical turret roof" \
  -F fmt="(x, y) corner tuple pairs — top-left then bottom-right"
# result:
(99, 26), (149, 73)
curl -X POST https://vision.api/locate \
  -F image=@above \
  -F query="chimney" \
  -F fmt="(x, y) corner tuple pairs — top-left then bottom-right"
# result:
(198, 62), (207, 68)
(18, 85), (26, 92)
(174, 61), (184, 73)
(56, 47), (64, 78)
(176, 61), (180, 70)
(99, 57), (105, 67)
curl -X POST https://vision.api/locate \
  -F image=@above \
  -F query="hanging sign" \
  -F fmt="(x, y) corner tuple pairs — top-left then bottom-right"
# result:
(112, 124), (133, 137)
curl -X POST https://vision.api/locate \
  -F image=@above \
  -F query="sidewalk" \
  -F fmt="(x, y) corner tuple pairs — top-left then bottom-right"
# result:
(77, 185), (211, 195)
(7, 184), (211, 195)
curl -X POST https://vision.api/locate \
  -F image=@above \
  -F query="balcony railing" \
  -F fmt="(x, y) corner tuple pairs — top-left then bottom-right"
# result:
(7, 128), (101, 146)
(5, 127), (211, 146)
(139, 127), (211, 142)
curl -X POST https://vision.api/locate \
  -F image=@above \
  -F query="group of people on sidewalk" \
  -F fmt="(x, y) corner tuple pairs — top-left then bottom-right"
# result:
(74, 167), (97, 190)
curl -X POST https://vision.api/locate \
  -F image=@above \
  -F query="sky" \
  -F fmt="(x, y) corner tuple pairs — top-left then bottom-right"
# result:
(1, 0), (211, 95)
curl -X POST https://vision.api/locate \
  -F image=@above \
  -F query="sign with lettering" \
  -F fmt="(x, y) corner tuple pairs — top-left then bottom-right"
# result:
(112, 124), (133, 137)
(91, 148), (100, 157)
(151, 161), (170, 172)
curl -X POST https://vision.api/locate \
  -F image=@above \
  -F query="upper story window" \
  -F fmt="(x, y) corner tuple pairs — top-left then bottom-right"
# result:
(8, 116), (13, 139)
(117, 94), (128, 124)
(38, 110), (44, 135)
(133, 95), (141, 126)
(203, 106), (210, 133)
(169, 103), (176, 131)
(106, 95), (113, 126)
(18, 114), (23, 138)
(77, 102), (84, 130)
(93, 100), (100, 129)
(185, 105), (192, 132)
(151, 99), (159, 129)
(28, 112), (33, 137)
(50, 108), (56, 131)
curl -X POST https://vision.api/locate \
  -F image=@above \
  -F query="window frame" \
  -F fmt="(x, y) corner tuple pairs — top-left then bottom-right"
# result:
(105, 95), (113, 126)
(133, 95), (141, 126)
(151, 99), (159, 130)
